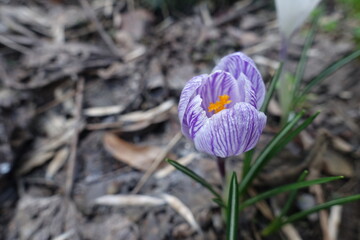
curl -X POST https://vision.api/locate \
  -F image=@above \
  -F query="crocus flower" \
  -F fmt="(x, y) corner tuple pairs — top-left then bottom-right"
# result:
(178, 52), (266, 158)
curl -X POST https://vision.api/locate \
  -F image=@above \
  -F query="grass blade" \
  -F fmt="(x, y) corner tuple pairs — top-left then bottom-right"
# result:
(298, 49), (360, 102)
(166, 159), (224, 204)
(260, 62), (284, 113)
(264, 112), (319, 161)
(279, 171), (308, 216)
(238, 111), (305, 197)
(284, 194), (360, 224)
(265, 194), (360, 234)
(262, 170), (308, 235)
(213, 198), (227, 208)
(239, 176), (343, 210)
(226, 172), (239, 240)
(242, 149), (254, 181)
(293, 11), (320, 95)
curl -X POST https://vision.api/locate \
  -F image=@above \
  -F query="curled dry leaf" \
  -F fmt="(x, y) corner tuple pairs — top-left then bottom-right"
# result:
(86, 99), (175, 131)
(328, 205), (342, 240)
(331, 136), (353, 153)
(94, 194), (166, 207)
(103, 133), (163, 171)
(161, 193), (201, 234)
(46, 147), (70, 179)
(17, 151), (55, 175)
(84, 105), (125, 117)
(323, 150), (354, 178)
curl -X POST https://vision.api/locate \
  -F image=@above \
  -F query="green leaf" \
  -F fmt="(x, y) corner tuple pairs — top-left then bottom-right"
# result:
(166, 159), (224, 205)
(260, 62), (284, 113)
(268, 194), (360, 234)
(262, 170), (308, 235)
(264, 112), (319, 161)
(298, 49), (360, 102)
(226, 172), (239, 240)
(280, 171), (308, 216)
(242, 149), (254, 182)
(213, 198), (227, 208)
(294, 12), (320, 96)
(238, 111), (305, 197)
(285, 194), (360, 224)
(239, 175), (343, 210)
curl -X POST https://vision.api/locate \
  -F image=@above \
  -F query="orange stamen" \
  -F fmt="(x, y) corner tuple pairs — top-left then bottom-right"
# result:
(208, 95), (232, 113)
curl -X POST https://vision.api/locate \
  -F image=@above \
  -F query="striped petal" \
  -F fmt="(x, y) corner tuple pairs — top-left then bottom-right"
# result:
(212, 52), (265, 109)
(196, 71), (243, 117)
(193, 102), (266, 158)
(181, 95), (207, 139)
(178, 74), (207, 133)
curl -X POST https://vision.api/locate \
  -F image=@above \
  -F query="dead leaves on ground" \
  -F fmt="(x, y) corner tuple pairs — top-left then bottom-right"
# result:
(103, 133), (168, 172)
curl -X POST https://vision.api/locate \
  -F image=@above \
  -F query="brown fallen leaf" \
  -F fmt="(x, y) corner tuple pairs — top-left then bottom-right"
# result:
(46, 147), (70, 179)
(323, 150), (354, 178)
(103, 133), (163, 171)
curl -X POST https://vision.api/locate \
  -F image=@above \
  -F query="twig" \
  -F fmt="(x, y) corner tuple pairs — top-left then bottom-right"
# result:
(328, 206), (342, 240)
(131, 132), (182, 194)
(308, 129), (331, 240)
(78, 0), (120, 56)
(0, 35), (30, 54)
(312, 185), (330, 240)
(212, 0), (264, 27)
(35, 90), (76, 114)
(65, 78), (85, 197)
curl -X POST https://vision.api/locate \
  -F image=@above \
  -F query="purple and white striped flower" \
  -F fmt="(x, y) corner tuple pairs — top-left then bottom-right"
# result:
(178, 52), (267, 158)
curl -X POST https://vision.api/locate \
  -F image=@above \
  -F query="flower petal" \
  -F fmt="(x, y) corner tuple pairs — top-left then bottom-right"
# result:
(196, 71), (243, 117)
(181, 95), (207, 139)
(212, 52), (265, 109)
(178, 74), (207, 126)
(193, 102), (266, 157)
(275, 0), (321, 40)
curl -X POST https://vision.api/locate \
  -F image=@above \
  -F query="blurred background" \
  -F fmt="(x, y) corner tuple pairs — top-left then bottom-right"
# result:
(0, 0), (359, 239)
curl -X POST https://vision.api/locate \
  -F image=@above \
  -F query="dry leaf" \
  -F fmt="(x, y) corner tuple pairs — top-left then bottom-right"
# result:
(161, 193), (201, 234)
(103, 133), (162, 171)
(46, 147), (69, 179)
(84, 105), (125, 117)
(323, 150), (354, 177)
(331, 136), (353, 153)
(86, 99), (175, 131)
(17, 151), (55, 175)
(94, 194), (166, 207)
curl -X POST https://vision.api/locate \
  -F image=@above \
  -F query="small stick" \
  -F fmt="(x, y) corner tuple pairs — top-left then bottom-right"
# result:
(131, 132), (182, 194)
(78, 0), (120, 56)
(65, 78), (84, 197)
(328, 206), (342, 240)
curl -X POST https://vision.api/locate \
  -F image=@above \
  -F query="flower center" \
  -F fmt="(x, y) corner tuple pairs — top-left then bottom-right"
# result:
(208, 95), (232, 114)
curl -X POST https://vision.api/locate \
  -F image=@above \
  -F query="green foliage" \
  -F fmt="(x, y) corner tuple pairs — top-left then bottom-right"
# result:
(297, 48), (360, 104)
(166, 3), (360, 235)
(238, 111), (317, 196)
(226, 173), (239, 240)
(260, 62), (284, 114)
(239, 175), (343, 211)
(338, 0), (360, 16)
(321, 20), (339, 32)
(265, 194), (360, 234)
(166, 159), (224, 206)
(262, 171), (308, 235)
